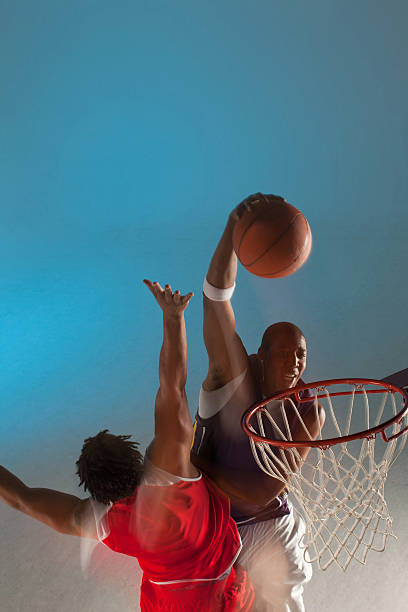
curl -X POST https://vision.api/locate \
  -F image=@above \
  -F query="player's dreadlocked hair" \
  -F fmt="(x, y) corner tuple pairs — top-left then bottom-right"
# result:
(76, 430), (144, 504)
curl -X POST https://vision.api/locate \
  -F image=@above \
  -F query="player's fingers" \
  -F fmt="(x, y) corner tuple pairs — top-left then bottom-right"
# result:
(173, 290), (181, 305)
(234, 193), (262, 218)
(144, 281), (166, 306)
(181, 292), (194, 305)
(247, 192), (262, 201)
(164, 284), (173, 303)
(264, 193), (285, 202)
(233, 201), (249, 220)
(143, 279), (159, 296)
(245, 192), (263, 209)
(153, 281), (164, 294)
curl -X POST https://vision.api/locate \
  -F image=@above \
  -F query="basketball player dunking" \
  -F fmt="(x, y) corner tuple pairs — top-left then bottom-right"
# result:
(0, 280), (254, 611)
(191, 194), (325, 612)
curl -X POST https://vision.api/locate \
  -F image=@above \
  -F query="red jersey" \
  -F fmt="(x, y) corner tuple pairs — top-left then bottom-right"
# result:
(99, 473), (254, 611)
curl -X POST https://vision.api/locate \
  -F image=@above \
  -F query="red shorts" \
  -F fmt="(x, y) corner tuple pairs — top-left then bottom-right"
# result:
(140, 563), (254, 611)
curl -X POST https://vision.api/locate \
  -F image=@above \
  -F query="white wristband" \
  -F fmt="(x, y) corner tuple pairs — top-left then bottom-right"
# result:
(203, 278), (236, 302)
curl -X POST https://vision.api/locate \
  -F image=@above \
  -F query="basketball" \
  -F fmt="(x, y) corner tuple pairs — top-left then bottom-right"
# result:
(232, 194), (312, 278)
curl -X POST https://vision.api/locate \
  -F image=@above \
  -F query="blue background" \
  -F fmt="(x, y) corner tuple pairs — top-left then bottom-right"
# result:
(1, 2), (407, 610)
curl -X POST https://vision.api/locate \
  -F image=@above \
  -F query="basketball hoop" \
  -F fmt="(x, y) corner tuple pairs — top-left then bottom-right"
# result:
(242, 378), (408, 571)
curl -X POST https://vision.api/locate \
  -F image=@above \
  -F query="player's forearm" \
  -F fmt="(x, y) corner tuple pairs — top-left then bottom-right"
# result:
(159, 313), (187, 391)
(206, 216), (237, 288)
(0, 466), (29, 511)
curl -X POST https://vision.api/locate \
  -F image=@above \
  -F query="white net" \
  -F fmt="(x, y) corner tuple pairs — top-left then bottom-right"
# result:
(247, 381), (408, 571)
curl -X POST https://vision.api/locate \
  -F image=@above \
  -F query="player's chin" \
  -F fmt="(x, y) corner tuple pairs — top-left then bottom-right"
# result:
(280, 375), (298, 389)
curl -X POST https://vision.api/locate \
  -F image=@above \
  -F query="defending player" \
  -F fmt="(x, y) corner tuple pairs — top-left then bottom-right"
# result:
(0, 280), (254, 611)
(191, 195), (325, 612)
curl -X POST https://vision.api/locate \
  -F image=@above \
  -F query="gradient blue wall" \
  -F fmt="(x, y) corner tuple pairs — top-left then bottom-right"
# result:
(1, 1), (407, 610)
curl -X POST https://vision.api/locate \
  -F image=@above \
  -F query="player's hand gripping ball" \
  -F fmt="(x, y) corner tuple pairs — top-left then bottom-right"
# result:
(232, 193), (312, 278)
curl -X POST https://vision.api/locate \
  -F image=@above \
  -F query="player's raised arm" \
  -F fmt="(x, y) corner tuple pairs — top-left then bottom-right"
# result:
(143, 279), (196, 478)
(203, 195), (264, 390)
(0, 465), (96, 538)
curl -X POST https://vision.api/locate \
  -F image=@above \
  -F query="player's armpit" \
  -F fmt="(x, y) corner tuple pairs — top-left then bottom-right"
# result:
(72, 498), (99, 539)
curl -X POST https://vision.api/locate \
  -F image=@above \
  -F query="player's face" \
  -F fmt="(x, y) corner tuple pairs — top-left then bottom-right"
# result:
(262, 331), (307, 394)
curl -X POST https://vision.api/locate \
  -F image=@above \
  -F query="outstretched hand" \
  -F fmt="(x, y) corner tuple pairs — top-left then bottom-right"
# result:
(143, 280), (193, 315)
(230, 192), (286, 223)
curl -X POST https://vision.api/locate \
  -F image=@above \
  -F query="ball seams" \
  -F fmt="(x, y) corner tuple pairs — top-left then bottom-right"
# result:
(237, 214), (309, 269)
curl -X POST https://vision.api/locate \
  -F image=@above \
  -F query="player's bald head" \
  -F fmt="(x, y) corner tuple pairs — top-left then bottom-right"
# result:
(258, 322), (307, 394)
(260, 322), (305, 352)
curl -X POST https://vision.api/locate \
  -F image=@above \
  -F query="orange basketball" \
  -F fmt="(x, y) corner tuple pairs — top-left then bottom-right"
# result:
(232, 195), (312, 278)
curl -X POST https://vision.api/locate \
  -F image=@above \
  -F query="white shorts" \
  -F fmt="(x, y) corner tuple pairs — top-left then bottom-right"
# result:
(237, 502), (312, 612)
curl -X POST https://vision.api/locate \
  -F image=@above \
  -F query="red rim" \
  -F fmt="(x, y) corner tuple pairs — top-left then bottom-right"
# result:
(242, 377), (408, 448)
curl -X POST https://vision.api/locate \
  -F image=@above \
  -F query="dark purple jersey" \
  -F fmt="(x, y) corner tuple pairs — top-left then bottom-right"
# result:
(191, 368), (315, 525)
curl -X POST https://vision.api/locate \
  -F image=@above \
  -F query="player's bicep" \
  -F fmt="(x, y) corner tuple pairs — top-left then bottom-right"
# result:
(203, 296), (249, 389)
(21, 489), (97, 538)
